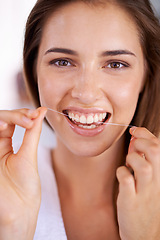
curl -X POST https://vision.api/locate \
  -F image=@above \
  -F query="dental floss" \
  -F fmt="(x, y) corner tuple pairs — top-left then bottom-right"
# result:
(46, 107), (135, 128)
(103, 122), (134, 128)
(47, 108), (68, 117)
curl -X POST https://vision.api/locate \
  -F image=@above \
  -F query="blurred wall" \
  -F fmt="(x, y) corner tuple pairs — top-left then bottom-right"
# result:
(0, 0), (37, 109)
(152, 0), (160, 16)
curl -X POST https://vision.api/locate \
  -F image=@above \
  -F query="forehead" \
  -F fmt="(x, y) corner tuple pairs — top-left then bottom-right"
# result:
(39, 1), (142, 56)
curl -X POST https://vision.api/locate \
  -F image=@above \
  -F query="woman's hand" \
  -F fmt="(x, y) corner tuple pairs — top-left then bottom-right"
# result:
(116, 127), (160, 240)
(0, 107), (47, 240)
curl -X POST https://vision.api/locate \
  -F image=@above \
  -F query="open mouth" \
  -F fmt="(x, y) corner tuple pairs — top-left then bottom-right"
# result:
(63, 110), (111, 129)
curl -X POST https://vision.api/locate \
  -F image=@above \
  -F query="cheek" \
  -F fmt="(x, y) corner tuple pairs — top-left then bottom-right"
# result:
(109, 79), (141, 119)
(117, 87), (139, 105)
(37, 70), (70, 108)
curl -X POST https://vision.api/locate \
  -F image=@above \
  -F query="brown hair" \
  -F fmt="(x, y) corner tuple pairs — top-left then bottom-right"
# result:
(23, 0), (160, 138)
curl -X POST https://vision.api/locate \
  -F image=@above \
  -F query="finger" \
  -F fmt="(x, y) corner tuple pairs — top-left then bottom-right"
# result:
(0, 122), (14, 160)
(116, 166), (136, 198)
(0, 108), (39, 118)
(15, 108), (39, 119)
(130, 127), (155, 140)
(18, 107), (47, 169)
(0, 109), (37, 129)
(132, 137), (160, 161)
(0, 109), (38, 139)
(126, 151), (153, 193)
(0, 109), (40, 139)
(129, 127), (160, 161)
(130, 137), (160, 181)
(0, 138), (13, 160)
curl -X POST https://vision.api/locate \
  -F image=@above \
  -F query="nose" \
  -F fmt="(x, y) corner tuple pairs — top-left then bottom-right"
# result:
(71, 69), (103, 105)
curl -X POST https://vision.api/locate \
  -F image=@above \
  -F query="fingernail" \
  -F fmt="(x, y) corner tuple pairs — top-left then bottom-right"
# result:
(37, 107), (47, 121)
(130, 126), (137, 135)
(42, 108), (47, 118)
(130, 136), (135, 141)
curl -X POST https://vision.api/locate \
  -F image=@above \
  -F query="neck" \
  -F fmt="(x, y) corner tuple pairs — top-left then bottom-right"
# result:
(52, 135), (125, 207)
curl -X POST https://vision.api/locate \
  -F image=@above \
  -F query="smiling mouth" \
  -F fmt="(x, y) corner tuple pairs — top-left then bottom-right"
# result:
(63, 110), (111, 129)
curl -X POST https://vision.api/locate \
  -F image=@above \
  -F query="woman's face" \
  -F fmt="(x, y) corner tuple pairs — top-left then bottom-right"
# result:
(37, 2), (145, 156)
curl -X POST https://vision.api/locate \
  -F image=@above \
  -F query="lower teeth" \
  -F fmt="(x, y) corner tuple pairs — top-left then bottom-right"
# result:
(78, 124), (97, 129)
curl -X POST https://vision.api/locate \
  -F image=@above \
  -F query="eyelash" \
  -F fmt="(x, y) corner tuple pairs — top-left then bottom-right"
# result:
(49, 58), (75, 67)
(105, 61), (129, 69)
(49, 58), (129, 69)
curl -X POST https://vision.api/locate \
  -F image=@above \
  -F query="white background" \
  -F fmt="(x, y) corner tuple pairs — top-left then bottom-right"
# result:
(0, 0), (37, 109)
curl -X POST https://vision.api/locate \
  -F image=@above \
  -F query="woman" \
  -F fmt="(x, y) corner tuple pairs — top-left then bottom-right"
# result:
(0, 0), (160, 239)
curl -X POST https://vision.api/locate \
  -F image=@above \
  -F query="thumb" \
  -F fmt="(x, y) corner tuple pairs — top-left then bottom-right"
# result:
(128, 136), (136, 154)
(18, 107), (47, 168)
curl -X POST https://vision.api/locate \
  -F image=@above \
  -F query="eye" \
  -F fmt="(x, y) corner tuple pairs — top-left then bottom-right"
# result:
(109, 62), (123, 69)
(103, 61), (129, 69)
(49, 59), (73, 67)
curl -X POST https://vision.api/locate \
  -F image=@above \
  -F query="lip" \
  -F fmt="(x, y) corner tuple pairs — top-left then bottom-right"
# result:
(63, 107), (111, 137)
(66, 117), (106, 136)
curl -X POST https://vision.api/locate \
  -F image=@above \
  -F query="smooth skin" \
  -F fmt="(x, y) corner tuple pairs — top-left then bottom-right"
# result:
(37, 2), (160, 240)
(0, 1), (160, 240)
(117, 127), (160, 240)
(0, 107), (47, 240)
(37, 1), (145, 157)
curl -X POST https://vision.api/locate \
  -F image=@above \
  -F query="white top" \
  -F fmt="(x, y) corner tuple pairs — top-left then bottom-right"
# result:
(33, 146), (67, 240)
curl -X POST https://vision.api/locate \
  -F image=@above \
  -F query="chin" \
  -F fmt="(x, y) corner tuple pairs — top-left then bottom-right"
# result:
(65, 139), (116, 158)
(51, 118), (126, 158)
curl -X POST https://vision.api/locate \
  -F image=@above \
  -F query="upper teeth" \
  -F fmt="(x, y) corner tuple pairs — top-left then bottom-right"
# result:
(68, 112), (107, 124)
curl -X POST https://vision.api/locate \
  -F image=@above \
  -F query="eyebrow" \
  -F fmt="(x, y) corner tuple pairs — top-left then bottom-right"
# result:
(45, 48), (78, 56)
(100, 50), (136, 57)
(45, 47), (136, 57)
